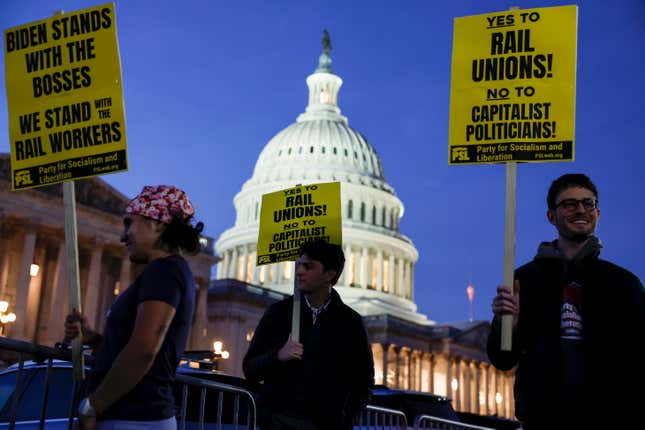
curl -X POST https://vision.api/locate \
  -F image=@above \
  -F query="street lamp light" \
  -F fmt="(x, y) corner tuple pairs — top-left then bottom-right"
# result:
(213, 341), (230, 360)
(30, 264), (40, 277)
(0, 300), (17, 336)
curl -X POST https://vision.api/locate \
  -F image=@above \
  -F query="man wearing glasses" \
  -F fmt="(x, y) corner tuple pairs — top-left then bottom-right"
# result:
(487, 173), (645, 430)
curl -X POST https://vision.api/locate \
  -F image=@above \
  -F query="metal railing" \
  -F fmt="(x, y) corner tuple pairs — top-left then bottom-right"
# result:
(355, 404), (408, 430)
(0, 337), (257, 430)
(175, 373), (256, 430)
(0, 337), (83, 430)
(414, 415), (496, 430)
(1, 338), (502, 430)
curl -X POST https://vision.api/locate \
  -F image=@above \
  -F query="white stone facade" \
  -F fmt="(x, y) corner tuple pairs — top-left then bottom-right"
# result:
(215, 47), (430, 325)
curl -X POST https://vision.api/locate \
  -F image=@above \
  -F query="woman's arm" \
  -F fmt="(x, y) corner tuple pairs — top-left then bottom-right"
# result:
(89, 300), (176, 415)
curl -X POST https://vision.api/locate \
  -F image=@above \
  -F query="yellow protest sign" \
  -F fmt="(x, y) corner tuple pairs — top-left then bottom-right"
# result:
(5, 3), (127, 190)
(448, 5), (578, 165)
(257, 182), (342, 265)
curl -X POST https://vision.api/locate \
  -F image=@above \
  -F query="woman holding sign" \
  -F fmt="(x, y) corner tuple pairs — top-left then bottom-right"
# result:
(64, 185), (202, 430)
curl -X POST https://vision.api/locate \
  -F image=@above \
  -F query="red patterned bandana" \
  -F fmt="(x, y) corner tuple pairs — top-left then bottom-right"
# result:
(125, 185), (195, 224)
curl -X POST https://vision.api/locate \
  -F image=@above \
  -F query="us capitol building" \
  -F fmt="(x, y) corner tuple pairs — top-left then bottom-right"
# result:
(0, 33), (514, 419)
(210, 33), (514, 418)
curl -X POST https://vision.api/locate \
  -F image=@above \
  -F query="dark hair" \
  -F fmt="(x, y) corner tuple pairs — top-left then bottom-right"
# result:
(547, 173), (598, 210)
(298, 239), (345, 285)
(159, 218), (205, 255)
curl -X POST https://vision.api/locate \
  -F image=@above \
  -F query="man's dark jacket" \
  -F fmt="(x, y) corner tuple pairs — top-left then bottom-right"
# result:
(243, 288), (374, 429)
(487, 239), (645, 429)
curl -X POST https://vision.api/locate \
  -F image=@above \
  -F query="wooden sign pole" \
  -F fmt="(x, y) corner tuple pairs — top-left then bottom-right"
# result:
(501, 162), (517, 351)
(63, 181), (85, 380)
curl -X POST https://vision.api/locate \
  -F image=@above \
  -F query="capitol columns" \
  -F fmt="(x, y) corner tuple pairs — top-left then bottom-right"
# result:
(241, 245), (249, 282)
(388, 254), (395, 294)
(13, 226), (37, 340)
(360, 247), (368, 288)
(449, 357), (464, 411)
(24, 239), (46, 342)
(342, 244), (351, 286)
(0, 221), (15, 300)
(47, 244), (69, 344)
(229, 247), (238, 279)
(397, 257), (404, 297)
(189, 278), (209, 350)
(470, 361), (480, 414)
(84, 237), (105, 328)
(376, 250), (383, 292)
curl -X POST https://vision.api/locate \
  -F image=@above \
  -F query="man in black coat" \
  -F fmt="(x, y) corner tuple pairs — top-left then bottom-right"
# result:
(487, 174), (645, 430)
(243, 239), (374, 429)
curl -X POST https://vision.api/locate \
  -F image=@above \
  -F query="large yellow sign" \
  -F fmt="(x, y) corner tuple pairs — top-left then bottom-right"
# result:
(449, 5), (578, 165)
(257, 182), (342, 265)
(5, 3), (127, 190)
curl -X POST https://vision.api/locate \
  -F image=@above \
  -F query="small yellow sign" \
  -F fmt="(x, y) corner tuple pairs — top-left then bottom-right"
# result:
(257, 182), (342, 265)
(4, 3), (127, 190)
(448, 5), (578, 165)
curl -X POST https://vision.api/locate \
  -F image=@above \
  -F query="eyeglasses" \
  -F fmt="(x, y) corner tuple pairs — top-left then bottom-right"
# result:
(555, 198), (598, 212)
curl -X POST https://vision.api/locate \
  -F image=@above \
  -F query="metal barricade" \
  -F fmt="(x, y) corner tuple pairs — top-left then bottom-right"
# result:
(414, 414), (496, 430)
(0, 338), (257, 430)
(355, 404), (408, 430)
(0, 337), (83, 430)
(175, 373), (256, 430)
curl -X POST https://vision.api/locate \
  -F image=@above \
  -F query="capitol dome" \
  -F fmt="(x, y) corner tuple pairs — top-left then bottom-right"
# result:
(215, 32), (430, 325)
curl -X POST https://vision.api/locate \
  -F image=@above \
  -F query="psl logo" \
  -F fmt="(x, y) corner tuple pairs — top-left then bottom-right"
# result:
(451, 147), (470, 162)
(15, 170), (33, 187)
(258, 255), (271, 264)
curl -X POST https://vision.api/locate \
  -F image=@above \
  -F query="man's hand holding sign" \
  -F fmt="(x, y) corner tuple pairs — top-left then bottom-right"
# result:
(245, 183), (374, 429)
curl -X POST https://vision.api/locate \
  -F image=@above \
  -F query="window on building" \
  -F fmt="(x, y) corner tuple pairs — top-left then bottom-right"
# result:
(382, 207), (387, 227)
(347, 200), (353, 219)
(360, 202), (366, 222)
(372, 206), (377, 225)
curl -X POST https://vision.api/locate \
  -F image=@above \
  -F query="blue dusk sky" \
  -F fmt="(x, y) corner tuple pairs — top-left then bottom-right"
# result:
(2, 0), (643, 324)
